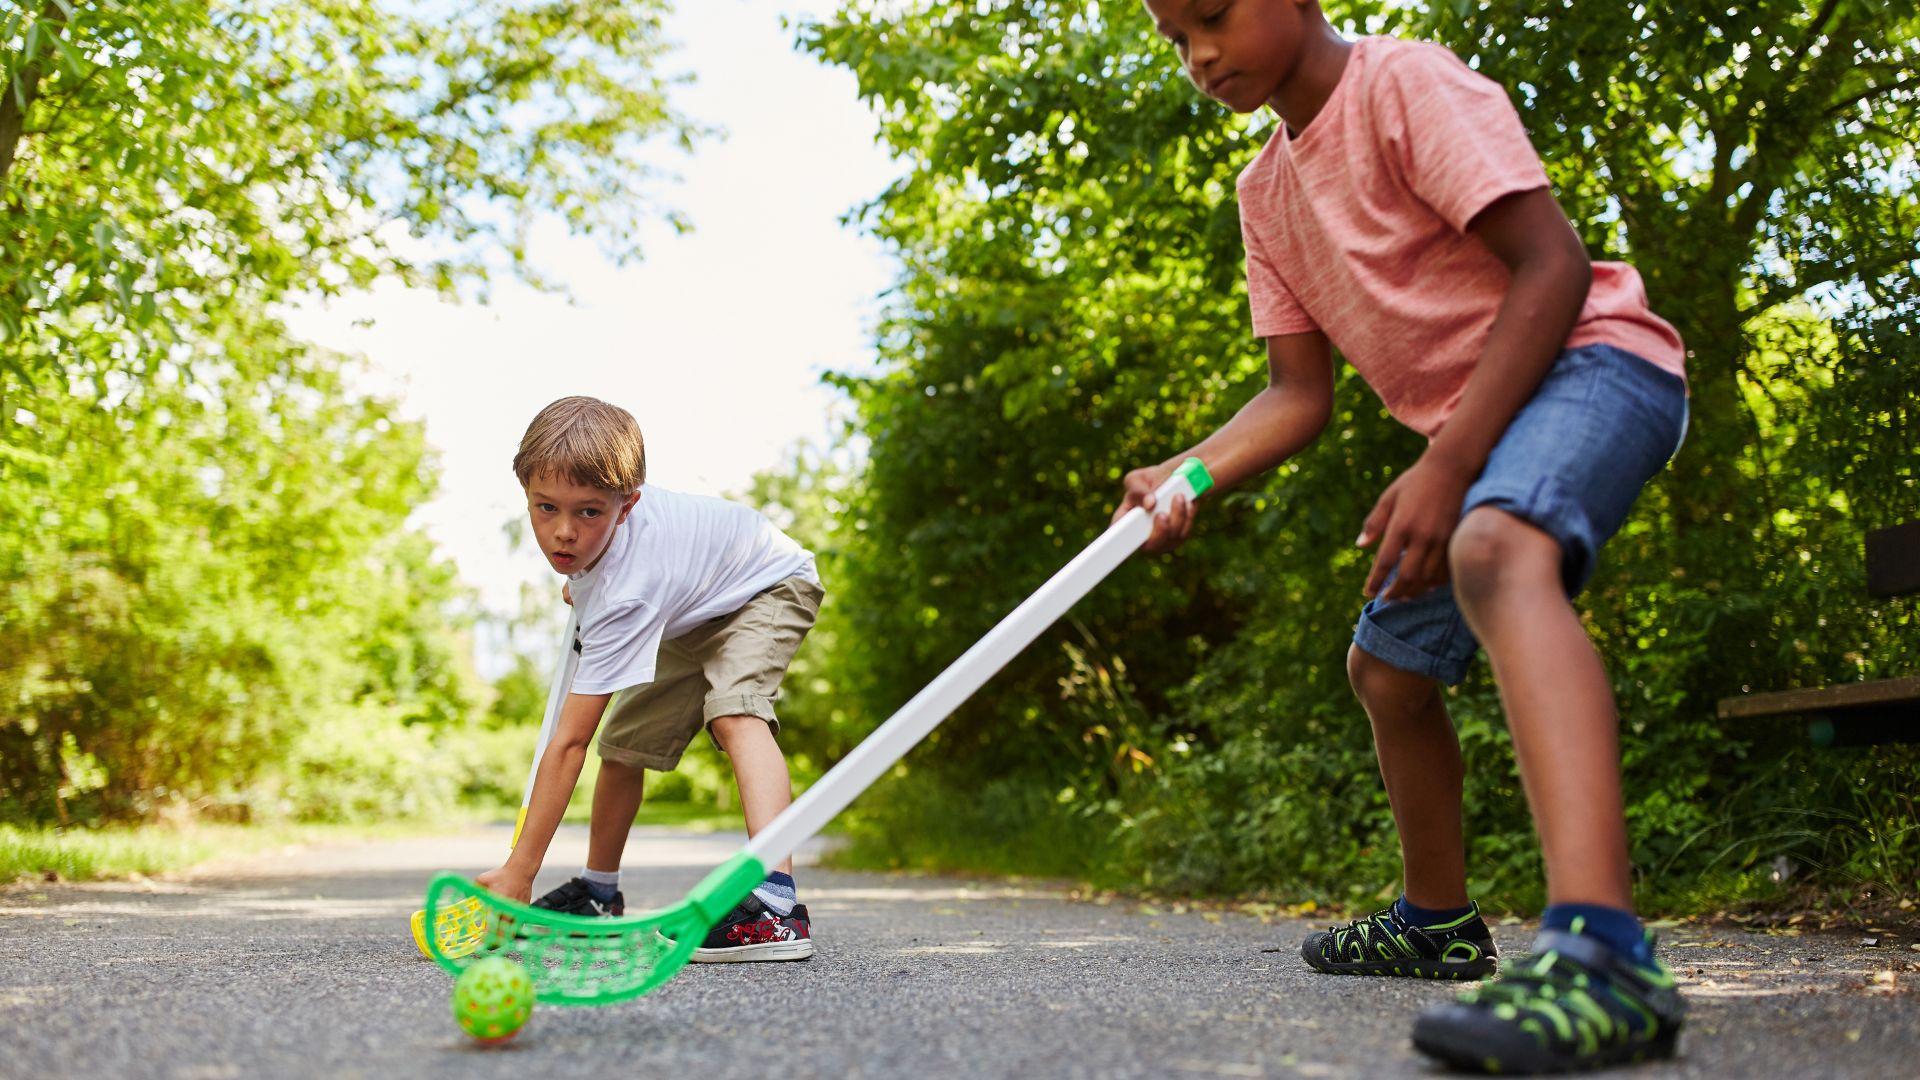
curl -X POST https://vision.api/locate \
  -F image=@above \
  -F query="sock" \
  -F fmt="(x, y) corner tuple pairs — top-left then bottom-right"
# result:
(1395, 895), (1477, 928)
(1542, 902), (1654, 966)
(753, 871), (797, 916)
(581, 867), (621, 904)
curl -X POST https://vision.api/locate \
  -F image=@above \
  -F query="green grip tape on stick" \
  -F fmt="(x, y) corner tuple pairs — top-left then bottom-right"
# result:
(1174, 457), (1214, 498)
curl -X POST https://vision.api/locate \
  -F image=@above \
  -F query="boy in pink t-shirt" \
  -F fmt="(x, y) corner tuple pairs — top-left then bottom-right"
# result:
(1115, 2), (1689, 1073)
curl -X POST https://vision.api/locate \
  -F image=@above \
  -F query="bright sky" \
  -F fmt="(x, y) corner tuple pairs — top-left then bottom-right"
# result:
(283, 0), (899, 663)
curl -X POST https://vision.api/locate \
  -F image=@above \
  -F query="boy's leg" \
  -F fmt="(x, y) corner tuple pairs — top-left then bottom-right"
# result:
(708, 713), (795, 876)
(1419, 344), (1683, 920)
(1447, 508), (1631, 908)
(680, 576), (820, 962)
(585, 758), (647, 874)
(1411, 347), (1689, 1072)
(693, 575), (820, 879)
(1417, 508), (1685, 1072)
(524, 759), (645, 917)
(1347, 645), (1468, 911)
(694, 710), (811, 963)
(1302, 627), (1497, 980)
(550, 653), (707, 916)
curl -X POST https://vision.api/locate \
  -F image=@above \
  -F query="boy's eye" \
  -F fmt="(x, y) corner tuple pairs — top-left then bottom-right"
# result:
(581, 508), (601, 518)
(537, 503), (557, 513)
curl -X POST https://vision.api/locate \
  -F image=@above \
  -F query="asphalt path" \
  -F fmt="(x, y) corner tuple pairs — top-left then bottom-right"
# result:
(1, 825), (1914, 1078)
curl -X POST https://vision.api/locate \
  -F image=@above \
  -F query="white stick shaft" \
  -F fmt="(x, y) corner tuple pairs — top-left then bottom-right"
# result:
(744, 471), (1198, 869)
(523, 607), (583, 800)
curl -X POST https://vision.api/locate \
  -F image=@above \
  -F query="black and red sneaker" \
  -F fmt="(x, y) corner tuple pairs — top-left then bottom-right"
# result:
(531, 877), (624, 918)
(690, 894), (814, 963)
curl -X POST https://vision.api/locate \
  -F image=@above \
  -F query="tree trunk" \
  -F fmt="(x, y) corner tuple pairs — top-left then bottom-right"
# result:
(0, 2), (74, 187)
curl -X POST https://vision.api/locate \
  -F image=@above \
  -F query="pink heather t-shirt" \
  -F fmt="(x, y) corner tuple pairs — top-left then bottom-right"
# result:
(1237, 37), (1686, 438)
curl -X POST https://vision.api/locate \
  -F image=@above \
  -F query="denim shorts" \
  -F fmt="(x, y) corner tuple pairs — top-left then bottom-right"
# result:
(1352, 343), (1688, 685)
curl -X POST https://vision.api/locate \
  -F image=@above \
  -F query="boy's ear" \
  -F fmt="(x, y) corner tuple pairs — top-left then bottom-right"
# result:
(616, 489), (641, 523)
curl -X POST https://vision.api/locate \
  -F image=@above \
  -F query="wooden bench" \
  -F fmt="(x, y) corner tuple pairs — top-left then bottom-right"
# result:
(1716, 522), (1920, 746)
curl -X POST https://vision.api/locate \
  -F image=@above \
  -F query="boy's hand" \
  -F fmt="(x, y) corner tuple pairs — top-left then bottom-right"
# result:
(475, 864), (535, 905)
(1113, 463), (1193, 553)
(1358, 452), (1475, 600)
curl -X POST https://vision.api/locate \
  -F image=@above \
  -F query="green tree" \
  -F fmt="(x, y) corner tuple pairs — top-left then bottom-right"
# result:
(737, 440), (865, 778)
(3, 0), (693, 381)
(0, 325), (474, 821)
(1, 0), (696, 824)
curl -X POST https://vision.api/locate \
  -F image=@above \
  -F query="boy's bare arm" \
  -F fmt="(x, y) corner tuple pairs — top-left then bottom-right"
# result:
(1359, 187), (1593, 600)
(475, 689), (613, 903)
(1113, 330), (1335, 552)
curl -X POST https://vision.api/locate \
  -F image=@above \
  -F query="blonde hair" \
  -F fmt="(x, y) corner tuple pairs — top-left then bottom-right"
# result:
(513, 396), (646, 492)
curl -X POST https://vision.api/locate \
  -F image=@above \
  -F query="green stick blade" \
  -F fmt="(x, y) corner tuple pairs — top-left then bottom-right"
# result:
(424, 873), (705, 1006)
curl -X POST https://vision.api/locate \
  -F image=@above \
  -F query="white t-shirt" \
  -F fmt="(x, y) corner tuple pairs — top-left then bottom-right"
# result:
(565, 485), (819, 695)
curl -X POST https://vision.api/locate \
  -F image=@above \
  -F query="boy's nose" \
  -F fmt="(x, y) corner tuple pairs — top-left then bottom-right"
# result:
(1188, 39), (1222, 78)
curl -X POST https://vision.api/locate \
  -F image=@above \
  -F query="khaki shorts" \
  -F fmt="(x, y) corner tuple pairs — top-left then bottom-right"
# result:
(597, 575), (823, 771)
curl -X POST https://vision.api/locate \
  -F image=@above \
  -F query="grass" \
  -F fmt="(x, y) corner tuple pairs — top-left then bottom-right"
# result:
(822, 776), (1109, 884)
(624, 802), (744, 832)
(0, 819), (451, 887)
(1, 798), (744, 888)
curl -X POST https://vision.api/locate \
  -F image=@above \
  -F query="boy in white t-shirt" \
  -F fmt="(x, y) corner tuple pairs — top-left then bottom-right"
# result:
(476, 396), (823, 962)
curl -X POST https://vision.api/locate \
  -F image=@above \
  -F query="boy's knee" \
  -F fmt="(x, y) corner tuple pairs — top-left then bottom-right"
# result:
(1348, 644), (1430, 715)
(1346, 643), (1378, 697)
(707, 713), (771, 753)
(1351, 641), (1443, 726)
(597, 756), (645, 781)
(1448, 508), (1557, 605)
